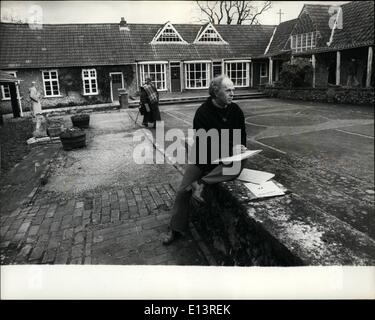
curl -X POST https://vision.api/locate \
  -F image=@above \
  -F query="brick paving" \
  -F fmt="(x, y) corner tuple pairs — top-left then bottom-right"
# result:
(1, 182), (208, 265)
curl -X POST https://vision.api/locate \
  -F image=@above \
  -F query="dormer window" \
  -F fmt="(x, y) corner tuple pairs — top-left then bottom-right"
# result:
(291, 31), (317, 53)
(194, 23), (227, 44)
(152, 22), (187, 44)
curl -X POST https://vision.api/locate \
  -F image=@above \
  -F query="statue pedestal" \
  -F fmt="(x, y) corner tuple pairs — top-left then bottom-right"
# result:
(33, 114), (48, 138)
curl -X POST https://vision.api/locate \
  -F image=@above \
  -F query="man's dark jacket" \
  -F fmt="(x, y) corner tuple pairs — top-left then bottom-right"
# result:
(191, 97), (247, 173)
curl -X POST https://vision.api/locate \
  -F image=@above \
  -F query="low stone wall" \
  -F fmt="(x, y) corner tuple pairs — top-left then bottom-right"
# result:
(191, 183), (302, 266)
(264, 86), (374, 106)
(190, 179), (375, 266)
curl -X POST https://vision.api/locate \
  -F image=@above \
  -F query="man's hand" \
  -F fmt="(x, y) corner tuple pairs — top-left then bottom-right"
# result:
(233, 144), (247, 155)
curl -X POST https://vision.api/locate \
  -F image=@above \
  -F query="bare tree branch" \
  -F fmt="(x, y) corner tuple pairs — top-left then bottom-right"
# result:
(196, 1), (272, 25)
(249, 1), (272, 25)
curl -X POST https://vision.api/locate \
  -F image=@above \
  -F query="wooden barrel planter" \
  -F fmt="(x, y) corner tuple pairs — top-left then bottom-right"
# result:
(71, 114), (90, 129)
(47, 125), (64, 137)
(59, 128), (86, 151)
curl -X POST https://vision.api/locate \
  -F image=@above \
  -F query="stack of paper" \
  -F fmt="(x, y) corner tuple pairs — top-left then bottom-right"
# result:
(244, 181), (285, 198)
(237, 168), (275, 184)
(236, 168), (285, 199)
(212, 150), (262, 164)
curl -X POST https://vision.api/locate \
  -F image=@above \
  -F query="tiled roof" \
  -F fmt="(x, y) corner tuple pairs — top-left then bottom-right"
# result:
(265, 19), (297, 57)
(296, 4), (333, 46)
(1, 1), (372, 70)
(292, 1), (374, 56)
(329, 1), (374, 50)
(0, 22), (275, 69)
(267, 1), (374, 58)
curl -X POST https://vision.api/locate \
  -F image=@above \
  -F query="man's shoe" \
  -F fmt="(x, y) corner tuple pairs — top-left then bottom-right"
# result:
(162, 230), (181, 245)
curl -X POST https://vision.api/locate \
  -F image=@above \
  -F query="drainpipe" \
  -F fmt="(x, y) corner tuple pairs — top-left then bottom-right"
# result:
(336, 51), (341, 86)
(250, 61), (254, 88)
(268, 57), (273, 85)
(366, 46), (373, 88)
(312, 54), (316, 88)
(135, 62), (139, 90)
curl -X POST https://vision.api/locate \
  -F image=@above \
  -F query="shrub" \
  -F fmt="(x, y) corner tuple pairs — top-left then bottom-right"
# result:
(279, 58), (313, 88)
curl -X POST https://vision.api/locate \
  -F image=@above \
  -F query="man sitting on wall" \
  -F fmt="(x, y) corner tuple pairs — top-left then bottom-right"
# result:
(162, 75), (248, 245)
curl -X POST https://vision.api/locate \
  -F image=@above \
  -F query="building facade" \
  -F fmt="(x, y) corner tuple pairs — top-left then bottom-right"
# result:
(0, 20), (274, 112)
(0, 1), (373, 113)
(265, 1), (374, 89)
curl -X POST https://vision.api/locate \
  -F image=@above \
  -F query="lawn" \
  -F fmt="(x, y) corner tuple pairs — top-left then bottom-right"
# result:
(0, 117), (34, 175)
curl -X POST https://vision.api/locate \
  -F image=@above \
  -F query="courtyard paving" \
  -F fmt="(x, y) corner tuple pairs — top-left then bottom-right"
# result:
(1, 97), (374, 265)
(0, 111), (209, 265)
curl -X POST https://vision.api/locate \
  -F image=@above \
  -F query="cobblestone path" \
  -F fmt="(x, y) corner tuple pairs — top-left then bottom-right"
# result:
(1, 182), (208, 265)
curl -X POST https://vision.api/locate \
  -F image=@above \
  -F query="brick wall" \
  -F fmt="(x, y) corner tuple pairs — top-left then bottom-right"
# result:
(0, 65), (137, 114)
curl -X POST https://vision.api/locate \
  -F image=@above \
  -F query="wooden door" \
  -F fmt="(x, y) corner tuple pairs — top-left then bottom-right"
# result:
(170, 64), (181, 92)
(110, 73), (124, 102)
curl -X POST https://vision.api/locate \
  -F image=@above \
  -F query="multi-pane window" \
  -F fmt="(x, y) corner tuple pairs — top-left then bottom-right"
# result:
(212, 62), (222, 78)
(291, 32), (317, 52)
(260, 63), (268, 77)
(140, 63), (167, 90)
(82, 69), (98, 95)
(42, 70), (60, 97)
(156, 27), (183, 42)
(153, 23), (186, 43)
(0, 71), (21, 100)
(1, 83), (11, 100)
(198, 26), (222, 42)
(225, 62), (249, 87)
(185, 63), (209, 89)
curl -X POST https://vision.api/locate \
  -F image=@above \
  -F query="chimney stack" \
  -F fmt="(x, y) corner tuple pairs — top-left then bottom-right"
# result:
(119, 17), (129, 31)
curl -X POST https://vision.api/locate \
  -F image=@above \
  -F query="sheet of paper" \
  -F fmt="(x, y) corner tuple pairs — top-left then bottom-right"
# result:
(244, 180), (285, 198)
(212, 149), (262, 164)
(237, 168), (275, 184)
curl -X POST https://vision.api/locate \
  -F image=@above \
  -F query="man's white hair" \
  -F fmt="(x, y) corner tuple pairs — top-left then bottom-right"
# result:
(209, 75), (232, 97)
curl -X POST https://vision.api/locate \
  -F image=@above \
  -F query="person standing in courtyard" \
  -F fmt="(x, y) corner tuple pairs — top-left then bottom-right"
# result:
(29, 81), (42, 116)
(139, 86), (152, 127)
(346, 58), (360, 87)
(141, 76), (161, 128)
(162, 75), (248, 245)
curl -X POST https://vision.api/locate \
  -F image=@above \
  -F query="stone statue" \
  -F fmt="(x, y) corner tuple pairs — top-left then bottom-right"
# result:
(29, 81), (42, 116)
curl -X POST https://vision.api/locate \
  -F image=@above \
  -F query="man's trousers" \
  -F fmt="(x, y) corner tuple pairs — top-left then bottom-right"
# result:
(169, 163), (243, 234)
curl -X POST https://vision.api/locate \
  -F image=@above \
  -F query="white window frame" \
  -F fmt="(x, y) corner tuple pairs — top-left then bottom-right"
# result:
(291, 35), (296, 51)
(184, 61), (210, 89)
(0, 84), (11, 100)
(1, 71), (17, 100)
(291, 32), (317, 53)
(194, 23), (228, 44)
(212, 61), (223, 78)
(82, 68), (98, 96)
(139, 62), (167, 91)
(260, 62), (268, 78)
(311, 31), (316, 47)
(42, 70), (61, 97)
(1, 71), (22, 101)
(151, 22), (187, 44)
(224, 60), (250, 87)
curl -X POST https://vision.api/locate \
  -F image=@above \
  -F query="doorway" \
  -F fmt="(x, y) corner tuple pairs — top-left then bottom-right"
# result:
(110, 72), (124, 102)
(170, 63), (181, 92)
